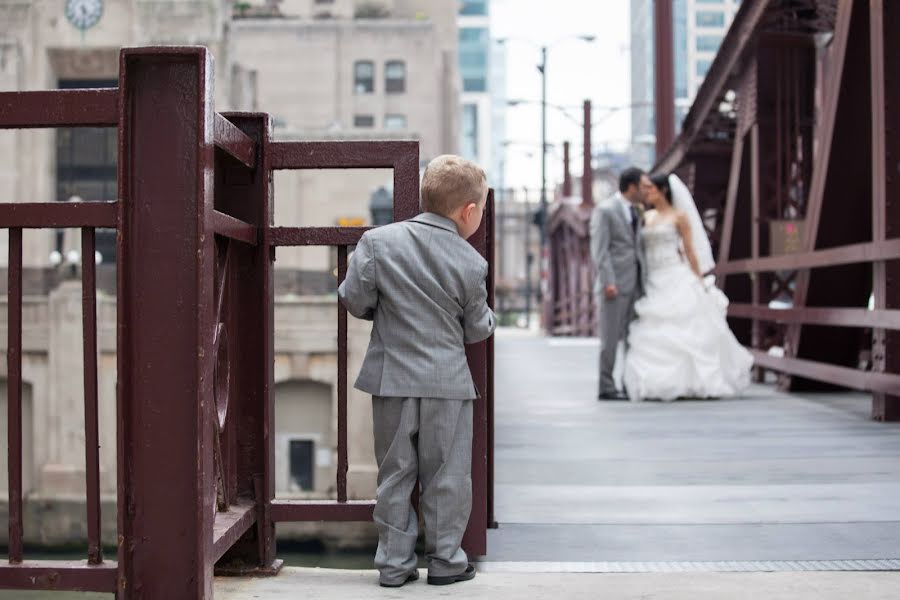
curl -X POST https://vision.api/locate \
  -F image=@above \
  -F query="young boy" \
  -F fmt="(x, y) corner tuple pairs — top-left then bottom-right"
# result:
(338, 154), (496, 588)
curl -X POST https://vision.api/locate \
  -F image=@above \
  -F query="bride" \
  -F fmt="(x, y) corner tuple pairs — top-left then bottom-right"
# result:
(623, 173), (753, 402)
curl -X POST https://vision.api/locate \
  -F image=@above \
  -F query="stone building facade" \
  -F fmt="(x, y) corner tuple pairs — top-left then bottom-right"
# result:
(0, 0), (459, 547)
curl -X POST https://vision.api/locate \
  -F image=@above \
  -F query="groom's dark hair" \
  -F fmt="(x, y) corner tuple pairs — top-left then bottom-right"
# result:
(619, 167), (644, 193)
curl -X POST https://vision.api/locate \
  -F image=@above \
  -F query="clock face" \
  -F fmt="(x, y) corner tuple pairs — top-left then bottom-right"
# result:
(65, 0), (103, 31)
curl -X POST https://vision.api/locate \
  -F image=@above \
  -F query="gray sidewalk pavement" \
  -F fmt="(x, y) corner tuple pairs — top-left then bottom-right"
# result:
(217, 568), (900, 599)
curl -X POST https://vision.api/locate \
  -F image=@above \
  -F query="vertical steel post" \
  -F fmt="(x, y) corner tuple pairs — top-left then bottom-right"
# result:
(485, 191), (497, 529)
(716, 134), (745, 289)
(81, 228), (102, 564)
(871, 0), (900, 420)
(562, 141), (572, 197)
(582, 99), (593, 206)
(789, 0), (874, 391)
(750, 125), (762, 382)
(213, 113), (282, 572)
(539, 46), (548, 242)
(524, 191), (533, 328)
(654, 0), (676, 158)
(462, 199), (491, 556)
(336, 245), (349, 503)
(782, 0), (854, 370)
(539, 46), (549, 328)
(117, 47), (216, 599)
(7, 227), (22, 564)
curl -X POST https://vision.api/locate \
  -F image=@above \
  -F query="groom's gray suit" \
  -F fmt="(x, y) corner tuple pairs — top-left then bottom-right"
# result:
(590, 192), (646, 396)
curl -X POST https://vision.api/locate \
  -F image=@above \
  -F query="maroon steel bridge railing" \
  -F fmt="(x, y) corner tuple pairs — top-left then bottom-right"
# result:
(0, 46), (495, 598)
(0, 87), (119, 593)
(267, 142), (419, 522)
(709, 0), (900, 405)
(265, 141), (494, 552)
(267, 140), (419, 523)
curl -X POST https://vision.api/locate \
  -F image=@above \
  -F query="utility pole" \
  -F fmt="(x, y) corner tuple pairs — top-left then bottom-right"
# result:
(497, 35), (595, 328)
(538, 45), (548, 309)
(563, 141), (572, 197)
(654, 0), (676, 159)
(582, 99), (593, 206)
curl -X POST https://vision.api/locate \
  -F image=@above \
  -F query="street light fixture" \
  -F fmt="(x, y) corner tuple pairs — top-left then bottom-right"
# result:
(369, 185), (393, 226)
(508, 99), (656, 129)
(507, 99), (584, 128)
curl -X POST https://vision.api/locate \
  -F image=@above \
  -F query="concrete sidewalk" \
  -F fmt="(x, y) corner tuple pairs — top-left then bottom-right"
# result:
(216, 568), (900, 599)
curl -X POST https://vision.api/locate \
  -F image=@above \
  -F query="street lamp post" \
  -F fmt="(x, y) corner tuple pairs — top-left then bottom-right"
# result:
(654, 0), (676, 158)
(531, 41), (594, 278)
(538, 45), (548, 254)
(498, 34), (595, 325)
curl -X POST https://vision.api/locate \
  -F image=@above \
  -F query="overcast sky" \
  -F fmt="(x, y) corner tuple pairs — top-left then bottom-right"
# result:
(491, 0), (632, 192)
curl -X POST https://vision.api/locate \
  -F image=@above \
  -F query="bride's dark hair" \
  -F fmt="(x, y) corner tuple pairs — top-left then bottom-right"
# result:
(650, 173), (673, 204)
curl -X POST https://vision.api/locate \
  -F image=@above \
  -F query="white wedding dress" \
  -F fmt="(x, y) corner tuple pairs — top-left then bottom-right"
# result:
(622, 221), (754, 402)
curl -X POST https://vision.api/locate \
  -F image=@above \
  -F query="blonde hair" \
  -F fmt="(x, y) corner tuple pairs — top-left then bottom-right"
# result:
(421, 155), (487, 217)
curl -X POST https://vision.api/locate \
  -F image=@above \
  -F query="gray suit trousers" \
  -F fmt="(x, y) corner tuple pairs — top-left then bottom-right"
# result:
(372, 397), (473, 584)
(599, 292), (636, 395)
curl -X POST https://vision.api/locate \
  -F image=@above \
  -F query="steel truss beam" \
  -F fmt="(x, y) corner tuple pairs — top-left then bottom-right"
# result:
(663, 1), (899, 419)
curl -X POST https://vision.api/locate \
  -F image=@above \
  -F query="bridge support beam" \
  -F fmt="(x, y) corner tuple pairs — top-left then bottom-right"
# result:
(870, 0), (900, 420)
(654, 0), (676, 158)
(787, 0), (873, 393)
(117, 48), (217, 598)
(212, 113), (282, 574)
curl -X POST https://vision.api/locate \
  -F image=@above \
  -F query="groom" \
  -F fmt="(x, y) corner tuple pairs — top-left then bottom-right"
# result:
(590, 167), (648, 400)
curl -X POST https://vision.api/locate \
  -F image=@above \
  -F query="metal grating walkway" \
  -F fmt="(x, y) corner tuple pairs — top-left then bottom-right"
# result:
(477, 560), (900, 573)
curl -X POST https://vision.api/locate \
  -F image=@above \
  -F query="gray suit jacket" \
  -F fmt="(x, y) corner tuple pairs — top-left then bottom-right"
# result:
(589, 193), (646, 297)
(338, 212), (496, 400)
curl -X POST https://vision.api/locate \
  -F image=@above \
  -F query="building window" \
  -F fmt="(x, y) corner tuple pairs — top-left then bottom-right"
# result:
(354, 60), (374, 94)
(384, 114), (407, 130)
(674, 0), (687, 98)
(696, 60), (712, 78)
(696, 11), (725, 27)
(460, 49), (488, 91)
(385, 61), (406, 93)
(459, 0), (487, 15)
(459, 26), (489, 93)
(354, 114), (375, 128)
(463, 78), (487, 92)
(289, 439), (314, 491)
(696, 35), (722, 52)
(459, 27), (488, 42)
(461, 103), (478, 161)
(57, 79), (118, 264)
(460, 51), (487, 69)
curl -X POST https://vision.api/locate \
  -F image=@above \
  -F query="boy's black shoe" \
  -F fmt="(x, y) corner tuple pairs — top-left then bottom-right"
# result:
(427, 563), (476, 586)
(379, 570), (419, 588)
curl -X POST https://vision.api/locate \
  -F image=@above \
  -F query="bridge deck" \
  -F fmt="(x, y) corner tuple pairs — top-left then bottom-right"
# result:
(217, 329), (900, 598)
(485, 331), (900, 566)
